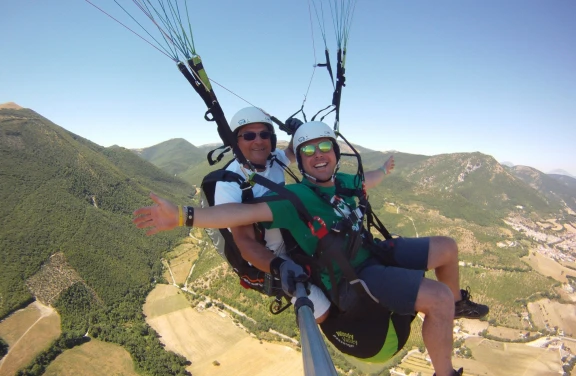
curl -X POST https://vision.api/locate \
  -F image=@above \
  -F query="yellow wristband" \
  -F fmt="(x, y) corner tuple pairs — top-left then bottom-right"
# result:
(178, 206), (184, 227)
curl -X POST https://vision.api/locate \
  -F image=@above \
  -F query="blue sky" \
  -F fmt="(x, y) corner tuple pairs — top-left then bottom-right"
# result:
(1, 1), (575, 175)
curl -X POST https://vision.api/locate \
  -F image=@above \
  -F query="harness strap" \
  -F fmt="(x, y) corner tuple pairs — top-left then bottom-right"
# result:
(332, 49), (346, 132)
(248, 174), (328, 238)
(176, 59), (253, 170)
(202, 169), (254, 203)
(213, 168), (391, 313)
(272, 156), (300, 183)
(365, 200), (392, 240)
(316, 233), (379, 309)
(207, 145), (231, 165)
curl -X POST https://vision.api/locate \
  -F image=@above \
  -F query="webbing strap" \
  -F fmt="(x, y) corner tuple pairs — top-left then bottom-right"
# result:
(270, 156), (300, 183)
(365, 200), (392, 240)
(249, 174), (327, 239)
(176, 59), (252, 169)
(316, 233), (377, 310)
(332, 49), (346, 132)
(337, 132), (364, 182)
(207, 145), (231, 165)
(202, 169), (254, 206)
(270, 115), (291, 134)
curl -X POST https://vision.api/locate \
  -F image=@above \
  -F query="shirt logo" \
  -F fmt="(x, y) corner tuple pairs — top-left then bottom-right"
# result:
(330, 196), (361, 231)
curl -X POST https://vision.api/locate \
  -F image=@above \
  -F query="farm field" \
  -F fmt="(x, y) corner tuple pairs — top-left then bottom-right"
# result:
(528, 299), (576, 336)
(458, 318), (489, 337)
(144, 284), (303, 376)
(395, 350), (434, 376)
(392, 324), (564, 376)
(560, 259), (576, 273)
(522, 252), (576, 283)
(557, 284), (576, 302)
(163, 237), (200, 285)
(486, 325), (533, 341)
(456, 336), (562, 376)
(44, 339), (139, 376)
(0, 301), (61, 376)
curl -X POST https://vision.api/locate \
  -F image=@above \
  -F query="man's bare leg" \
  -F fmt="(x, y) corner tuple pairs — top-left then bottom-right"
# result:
(426, 236), (462, 301)
(414, 277), (456, 376)
(426, 236), (489, 319)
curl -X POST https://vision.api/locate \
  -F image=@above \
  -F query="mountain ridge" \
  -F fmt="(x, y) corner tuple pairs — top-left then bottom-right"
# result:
(135, 137), (574, 182)
(135, 138), (573, 224)
(547, 168), (576, 178)
(0, 101), (23, 110)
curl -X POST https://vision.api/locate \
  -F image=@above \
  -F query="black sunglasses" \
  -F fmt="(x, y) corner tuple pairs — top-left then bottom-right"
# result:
(237, 131), (272, 141)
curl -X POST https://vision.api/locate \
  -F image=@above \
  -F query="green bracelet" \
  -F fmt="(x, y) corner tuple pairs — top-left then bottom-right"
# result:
(378, 165), (388, 175)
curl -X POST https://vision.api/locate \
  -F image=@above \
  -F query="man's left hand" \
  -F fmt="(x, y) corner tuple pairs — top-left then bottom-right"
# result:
(283, 117), (303, 136)
(381, 155), (395, 175)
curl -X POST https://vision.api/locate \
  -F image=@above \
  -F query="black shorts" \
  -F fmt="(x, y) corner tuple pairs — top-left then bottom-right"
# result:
(338, 237), (430, 315)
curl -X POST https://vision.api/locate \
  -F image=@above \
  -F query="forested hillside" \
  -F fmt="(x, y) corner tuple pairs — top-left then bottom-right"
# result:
(132, 138), (205, 176)
(136, 138), (569, 225)
(510, 165), (576, 213)
(0, 107), (195, 375)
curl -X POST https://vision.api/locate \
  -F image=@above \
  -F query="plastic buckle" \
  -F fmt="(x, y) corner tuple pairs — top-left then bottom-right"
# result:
(308, 216), (328, 239)
(331, 221), (344, 233)
(247, 172), (257, 187)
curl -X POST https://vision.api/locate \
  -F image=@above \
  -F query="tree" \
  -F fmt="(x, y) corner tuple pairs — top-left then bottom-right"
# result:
(0, 337), (8, 358)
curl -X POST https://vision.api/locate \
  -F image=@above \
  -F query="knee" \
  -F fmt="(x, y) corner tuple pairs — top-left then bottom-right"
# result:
(416, 280), (454, 317)
(432, 282), (454, 308)
(432, 236), (458, 258)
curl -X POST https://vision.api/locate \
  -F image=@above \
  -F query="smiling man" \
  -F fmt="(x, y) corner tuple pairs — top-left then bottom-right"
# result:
(213, 107), (332, 322)
(214, 107), (294, 262)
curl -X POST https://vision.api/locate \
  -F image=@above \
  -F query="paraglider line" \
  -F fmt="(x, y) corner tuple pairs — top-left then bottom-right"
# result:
(86, 0), (175, 61)
(208, 78), (258, 108)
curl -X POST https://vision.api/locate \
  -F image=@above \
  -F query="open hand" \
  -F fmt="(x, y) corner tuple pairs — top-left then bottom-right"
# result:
(132, 192), (179, 235)
(382, 155), (395, 175)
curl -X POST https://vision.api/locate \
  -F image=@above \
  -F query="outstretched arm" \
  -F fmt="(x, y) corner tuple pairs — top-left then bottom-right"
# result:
(284, 137), (296, 163)
(282, 117), (301, 164)
(364, 155), (395, 190)
(132, 192), (273, 235)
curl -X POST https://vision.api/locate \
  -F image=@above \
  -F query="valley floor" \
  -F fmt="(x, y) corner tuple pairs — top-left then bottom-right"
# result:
(143, 284), (304, 376)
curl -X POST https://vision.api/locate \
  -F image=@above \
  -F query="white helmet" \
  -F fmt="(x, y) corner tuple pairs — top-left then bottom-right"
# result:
(229, 107), (274, 133)
(293, 121), (338, 156)
(293, 121), (341, 182)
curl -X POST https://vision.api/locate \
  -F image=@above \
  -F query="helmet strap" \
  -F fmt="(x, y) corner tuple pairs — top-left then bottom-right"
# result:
(240, 154), (273, 172)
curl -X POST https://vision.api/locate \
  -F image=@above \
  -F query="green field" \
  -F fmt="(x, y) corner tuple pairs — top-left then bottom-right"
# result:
(44, 339), (139, 376)
(143, 285), (192, 318)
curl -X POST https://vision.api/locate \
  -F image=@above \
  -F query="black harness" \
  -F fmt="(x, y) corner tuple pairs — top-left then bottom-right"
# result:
(202, 139), (414, 362)
(254, 174), (414, 361)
